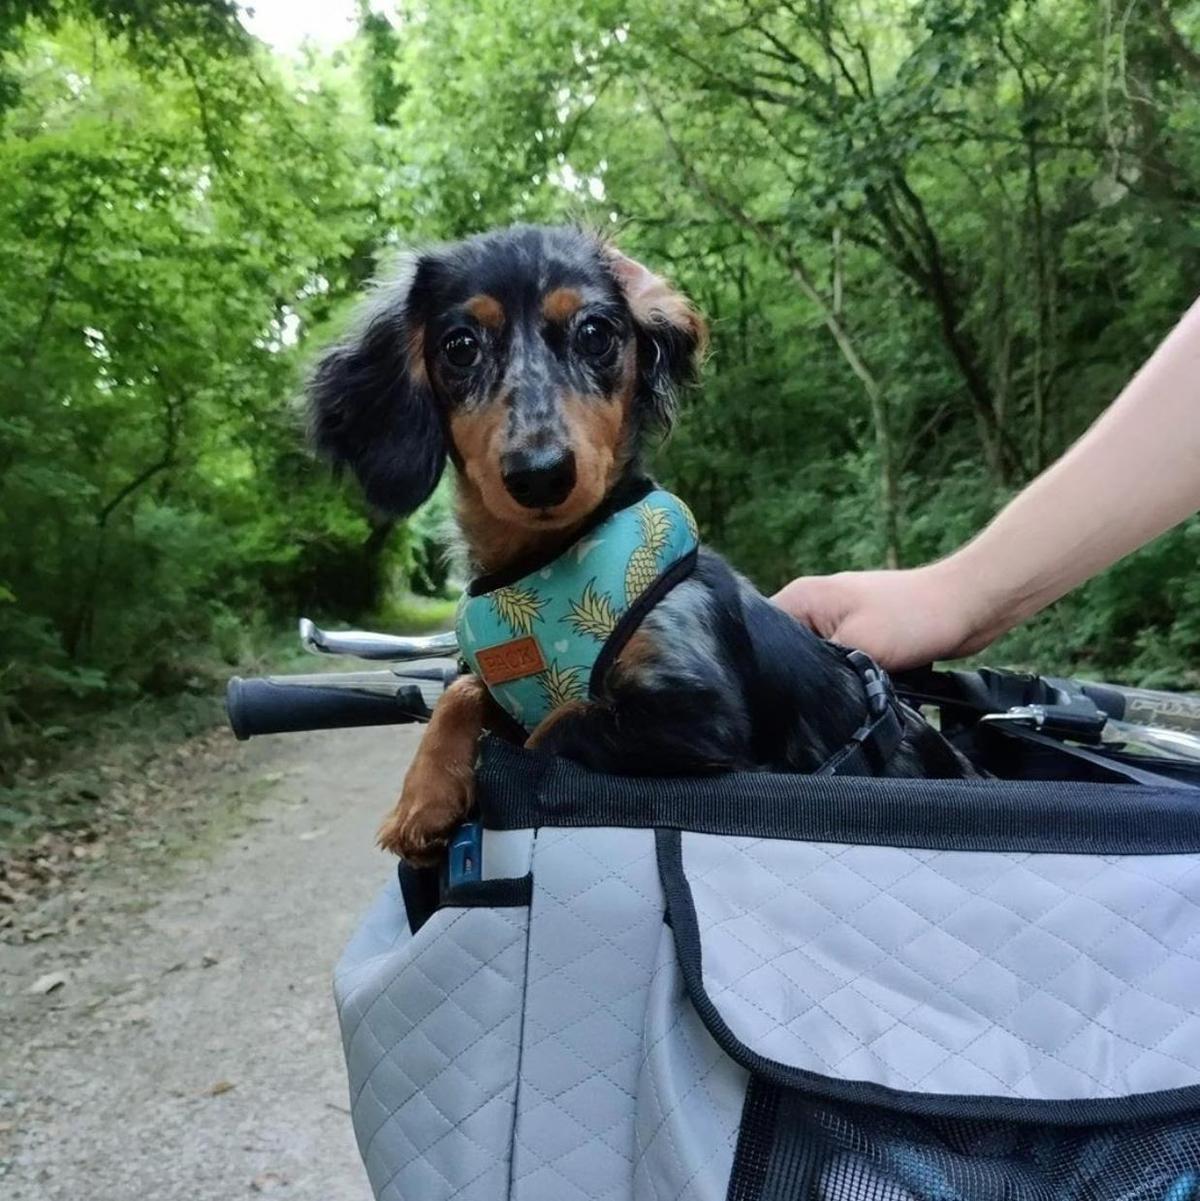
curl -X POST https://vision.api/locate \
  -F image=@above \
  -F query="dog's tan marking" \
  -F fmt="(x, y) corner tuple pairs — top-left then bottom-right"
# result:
(454, 479), (555, 573)
(604, 247), (709, 357)
(406, 322), (428, 385)
(526, 699), (596, 749)
(541, 286), (584, 323)
(618, 341), (637, 418)
(378, 674), (488, 863)
(464, 293), (505, 328)
(607, 627), (661, 692)
(450, 401), (508, 468)
(449, 383), (633, 573)
(451, 403), (553, 570)
(616, 627), (657, 670)
(560, 385), (630, 510)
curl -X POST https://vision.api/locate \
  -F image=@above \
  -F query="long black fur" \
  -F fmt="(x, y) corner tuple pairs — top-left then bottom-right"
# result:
(307, 258), (446, 514)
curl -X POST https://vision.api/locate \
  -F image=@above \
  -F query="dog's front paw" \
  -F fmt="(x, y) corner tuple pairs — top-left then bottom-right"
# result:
(378, 759), (473, 865)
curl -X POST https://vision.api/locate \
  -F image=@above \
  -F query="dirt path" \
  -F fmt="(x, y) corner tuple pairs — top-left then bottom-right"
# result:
(1, 723), (422, 1200)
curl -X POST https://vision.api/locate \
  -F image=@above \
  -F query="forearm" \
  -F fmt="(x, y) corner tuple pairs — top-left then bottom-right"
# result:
(942, 295), (1200, 640)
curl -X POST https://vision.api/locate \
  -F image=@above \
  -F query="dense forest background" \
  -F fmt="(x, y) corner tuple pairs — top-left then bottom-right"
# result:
(2, 0), (1199, 776)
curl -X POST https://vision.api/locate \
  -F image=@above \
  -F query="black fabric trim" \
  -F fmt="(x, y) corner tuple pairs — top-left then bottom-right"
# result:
(440, 872), (532, 909)
(589, 544), (700, 696)
(466, 475), (655, 596)
(473, 737), (1200, 854)
(656, 828), (1200, 1123)
(989, 722), (1193, 788)
(398, 861), (441, 935)
(398, 863), (533, 931)
(727, 1078), (780, 1201)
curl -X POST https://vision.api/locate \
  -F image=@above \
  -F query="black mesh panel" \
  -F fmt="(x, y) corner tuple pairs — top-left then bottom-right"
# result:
(733, 1078), (1200, 1201)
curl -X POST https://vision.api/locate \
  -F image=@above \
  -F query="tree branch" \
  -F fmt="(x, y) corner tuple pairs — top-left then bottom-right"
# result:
(20, 183), (102, 370)
(641, 87), (902, 565)
(97, 395), (182, 527)
(1146, 0), (1200, 82)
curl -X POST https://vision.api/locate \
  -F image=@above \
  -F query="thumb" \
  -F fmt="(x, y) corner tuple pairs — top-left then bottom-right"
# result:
(770, 575), (846, 639)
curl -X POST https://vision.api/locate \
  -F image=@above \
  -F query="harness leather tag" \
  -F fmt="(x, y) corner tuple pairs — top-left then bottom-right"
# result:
(475, 635), (546, 685)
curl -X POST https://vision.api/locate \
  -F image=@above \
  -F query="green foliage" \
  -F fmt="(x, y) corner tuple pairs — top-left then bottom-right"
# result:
(363, 0), (1199, 681)
(0, 7), (443, 766)
(3, 0), (1199, 773)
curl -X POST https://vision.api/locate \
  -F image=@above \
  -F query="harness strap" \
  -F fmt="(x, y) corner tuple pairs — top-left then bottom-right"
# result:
(815, 649), (906, 777)
(460, 483), (699, 732)
(707, 562), (905, 777)
(589, 545), (699, 696)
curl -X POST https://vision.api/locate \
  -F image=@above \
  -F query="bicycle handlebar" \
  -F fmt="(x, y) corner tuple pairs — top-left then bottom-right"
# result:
(226, 618), (1200, 750)
(226, 669), (453, 740)
(897, 665), (1200, 737)
(1098, 682), (1200, 736)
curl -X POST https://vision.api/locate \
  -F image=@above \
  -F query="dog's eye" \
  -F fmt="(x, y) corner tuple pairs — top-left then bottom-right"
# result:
(575, 318), (615, 358)
(441, 330), (481, 369)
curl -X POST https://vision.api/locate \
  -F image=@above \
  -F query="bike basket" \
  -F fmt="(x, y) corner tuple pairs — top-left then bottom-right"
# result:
(334, 737), (1200, 1201)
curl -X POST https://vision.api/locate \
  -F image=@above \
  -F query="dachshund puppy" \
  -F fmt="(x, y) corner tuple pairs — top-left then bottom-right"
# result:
(308, 225), (971, 863)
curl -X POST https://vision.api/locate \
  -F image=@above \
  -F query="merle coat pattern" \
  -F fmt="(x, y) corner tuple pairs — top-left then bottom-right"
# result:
(308, 225), (971, 863)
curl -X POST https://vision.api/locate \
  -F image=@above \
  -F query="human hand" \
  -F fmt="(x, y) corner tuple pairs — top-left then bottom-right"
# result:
(771, 563), (1002, 671)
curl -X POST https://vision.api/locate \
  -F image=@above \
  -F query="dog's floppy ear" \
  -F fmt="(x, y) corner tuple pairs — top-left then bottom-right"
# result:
(307, 258), (445, 516)
(605, 247), (708, 432)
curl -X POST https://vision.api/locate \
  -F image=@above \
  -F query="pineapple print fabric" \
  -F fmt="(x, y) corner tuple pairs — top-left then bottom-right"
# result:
(457, 489), (699, 732)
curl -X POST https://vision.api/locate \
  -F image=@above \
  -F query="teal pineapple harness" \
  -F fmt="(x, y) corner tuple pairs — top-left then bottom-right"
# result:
(456, 483), (699, 733)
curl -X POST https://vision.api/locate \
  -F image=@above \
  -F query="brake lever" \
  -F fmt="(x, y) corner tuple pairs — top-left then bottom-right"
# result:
(980, 702), (1107, 743)
(299, 617), (460, 662)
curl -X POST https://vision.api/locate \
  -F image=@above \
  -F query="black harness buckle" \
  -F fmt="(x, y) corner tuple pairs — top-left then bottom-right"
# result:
(850, 650), (892, 718)
(818, 649), (906, 777)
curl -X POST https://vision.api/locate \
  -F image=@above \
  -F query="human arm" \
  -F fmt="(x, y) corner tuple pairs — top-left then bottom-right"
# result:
(773, 295), (1200, 669)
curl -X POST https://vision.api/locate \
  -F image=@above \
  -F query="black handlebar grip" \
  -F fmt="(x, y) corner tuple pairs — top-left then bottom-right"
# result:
(1076, 681), (1128, 722)
(226, 675), (430, 740)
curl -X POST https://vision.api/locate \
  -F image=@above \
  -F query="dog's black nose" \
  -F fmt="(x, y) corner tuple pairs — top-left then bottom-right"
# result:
(501, 448), (577, 509)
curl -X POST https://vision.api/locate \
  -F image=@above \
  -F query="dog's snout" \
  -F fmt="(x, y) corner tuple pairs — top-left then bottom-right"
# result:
(501, 447), (577, 509)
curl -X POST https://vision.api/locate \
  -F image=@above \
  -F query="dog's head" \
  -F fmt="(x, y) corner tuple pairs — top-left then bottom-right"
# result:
(308, 225), (706, 530)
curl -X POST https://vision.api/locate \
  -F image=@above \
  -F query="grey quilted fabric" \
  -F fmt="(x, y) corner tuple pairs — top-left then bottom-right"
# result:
(335, 873), (530, 1201)
(510, 827), (669, 1201)
(335, 818), (1200, 1201)
(634, 926), (747, 1201)
(682, 832), (1200, 1099)
(336, 827), (749, 1201)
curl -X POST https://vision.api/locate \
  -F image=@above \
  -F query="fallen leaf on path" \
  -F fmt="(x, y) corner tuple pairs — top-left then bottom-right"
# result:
(23, 925), (62, 942)
(250, 1171), (289, 1192)
(29, 971), (68, 995)
(204, 1080), (236, 1096)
